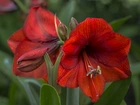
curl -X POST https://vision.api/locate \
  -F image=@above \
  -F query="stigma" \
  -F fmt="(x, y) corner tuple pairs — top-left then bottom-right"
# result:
(86, 65), (101, 78)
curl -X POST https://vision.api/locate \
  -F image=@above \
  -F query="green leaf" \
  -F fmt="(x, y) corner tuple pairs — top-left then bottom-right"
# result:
(40, 84), (61, 105)
(118, 25), (139, 37)
(18, 78), (41, 105)
(0, 11), (22, 53)
(131, 62), (140, 75)
(58, 0), (76, 25)
(120, 100), (127, 105)
(132, 76), (140, 105)
(0, 50), (20, 86)
(0, 51), (30, 105)
(94, 76), (131, 105)
(110, 16), (131, 31)
(8, 83), (17, 105)
(0, 96), (8, 105)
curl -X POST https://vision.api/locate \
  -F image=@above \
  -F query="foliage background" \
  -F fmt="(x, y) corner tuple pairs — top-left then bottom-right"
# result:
(0, 0), (140, 105)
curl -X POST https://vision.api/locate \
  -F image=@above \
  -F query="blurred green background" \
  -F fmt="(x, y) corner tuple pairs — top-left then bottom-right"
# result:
(0, 0), (140, 105)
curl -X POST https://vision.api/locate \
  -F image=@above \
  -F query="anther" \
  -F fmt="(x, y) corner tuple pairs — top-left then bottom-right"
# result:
(97, 65), (101, 75)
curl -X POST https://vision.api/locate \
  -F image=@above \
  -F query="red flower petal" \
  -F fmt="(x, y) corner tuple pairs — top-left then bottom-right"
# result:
(101, 58), (131, 82)
(88, 56), (131, 82)
(89, 32), (131, 67)
(24, 6), (60, 42)
(79, 74), (105, 102)
(74, 57), (105, 102)
(61, 54), (79, 70)
(65, 18), (131, 67)
(7, 28), (26, 53)
(57, 64), (79, 87)
(17, 45), (48, 62)
(69, 18), (113, 40)
(13, 40), (47, 78)
(14, 62), (47, 78)
(61, 34), (87, 69)
(58, 57), (105, 102)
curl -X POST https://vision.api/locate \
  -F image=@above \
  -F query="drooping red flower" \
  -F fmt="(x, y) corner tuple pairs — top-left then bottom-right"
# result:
(0, 0), (17, 13)
(8, 6), (60, 78)
(57, 18), (131, 102)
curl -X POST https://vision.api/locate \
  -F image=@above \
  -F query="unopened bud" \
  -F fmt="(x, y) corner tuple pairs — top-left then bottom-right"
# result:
(17, 58), (44, 72)
(57, 23), (68, 41)
(69, 17), (78, 30)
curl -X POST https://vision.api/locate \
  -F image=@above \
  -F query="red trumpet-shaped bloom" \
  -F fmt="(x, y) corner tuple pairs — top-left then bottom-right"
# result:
(57, 18), (131, 102)
(8, 7), (60, 78)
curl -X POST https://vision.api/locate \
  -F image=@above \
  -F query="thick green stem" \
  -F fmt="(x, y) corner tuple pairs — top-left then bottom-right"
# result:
(52, 51), (63, 93)
(44, 53), (53, 85)
(14, 0), (28, 13)
(60, 87), (67, 105)
(44, 51), (62, 93)
(66, 88), (79, 105)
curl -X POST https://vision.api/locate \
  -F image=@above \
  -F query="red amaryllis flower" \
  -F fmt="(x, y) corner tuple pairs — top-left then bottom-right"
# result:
(7, 6), (60, 78)
(57, 18), (131, 102)
(0, 0), (17, 13)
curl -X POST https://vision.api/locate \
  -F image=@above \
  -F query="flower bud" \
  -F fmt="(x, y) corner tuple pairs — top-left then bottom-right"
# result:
(69, 17), (78, 30)
(17, 58), (44, 72)
(57, 23), (68, 41)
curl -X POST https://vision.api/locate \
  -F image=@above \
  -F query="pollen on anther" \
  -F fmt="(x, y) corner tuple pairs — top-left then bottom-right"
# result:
(97, 65), (101, 75)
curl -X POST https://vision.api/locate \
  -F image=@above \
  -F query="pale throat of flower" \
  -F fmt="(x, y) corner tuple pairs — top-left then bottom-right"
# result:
(82, 51), (101, 78)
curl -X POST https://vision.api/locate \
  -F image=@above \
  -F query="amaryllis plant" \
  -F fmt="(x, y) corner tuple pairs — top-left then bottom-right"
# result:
(7, 6), (131, 105)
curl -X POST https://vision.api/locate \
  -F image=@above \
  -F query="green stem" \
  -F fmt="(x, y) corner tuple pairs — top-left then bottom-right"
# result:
(44, 53), (53, 85)
(52, 51), (63, 93)
(44, 51), (62, 93)
(66, 88), (79, 105)
(14, 0), (28, 13)
(60, 87), (67, 105)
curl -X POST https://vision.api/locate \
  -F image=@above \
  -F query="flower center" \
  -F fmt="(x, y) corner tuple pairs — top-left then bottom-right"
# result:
(82, 51), (101, 78)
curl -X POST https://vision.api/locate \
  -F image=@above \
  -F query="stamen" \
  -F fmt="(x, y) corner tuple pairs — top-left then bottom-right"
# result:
(82, 51), (101, 78)
(86, 65), (101, 78)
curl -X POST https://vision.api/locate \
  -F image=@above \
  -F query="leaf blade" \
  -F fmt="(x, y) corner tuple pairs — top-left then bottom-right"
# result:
(110, 16), (131, 31)
(94, 76), (131, 105)
(40, 84), (61, 105)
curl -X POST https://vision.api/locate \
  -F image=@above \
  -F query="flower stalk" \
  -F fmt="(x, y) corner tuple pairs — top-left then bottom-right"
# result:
(14, 0), (28, 13)
(66, 88), (79, 105)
